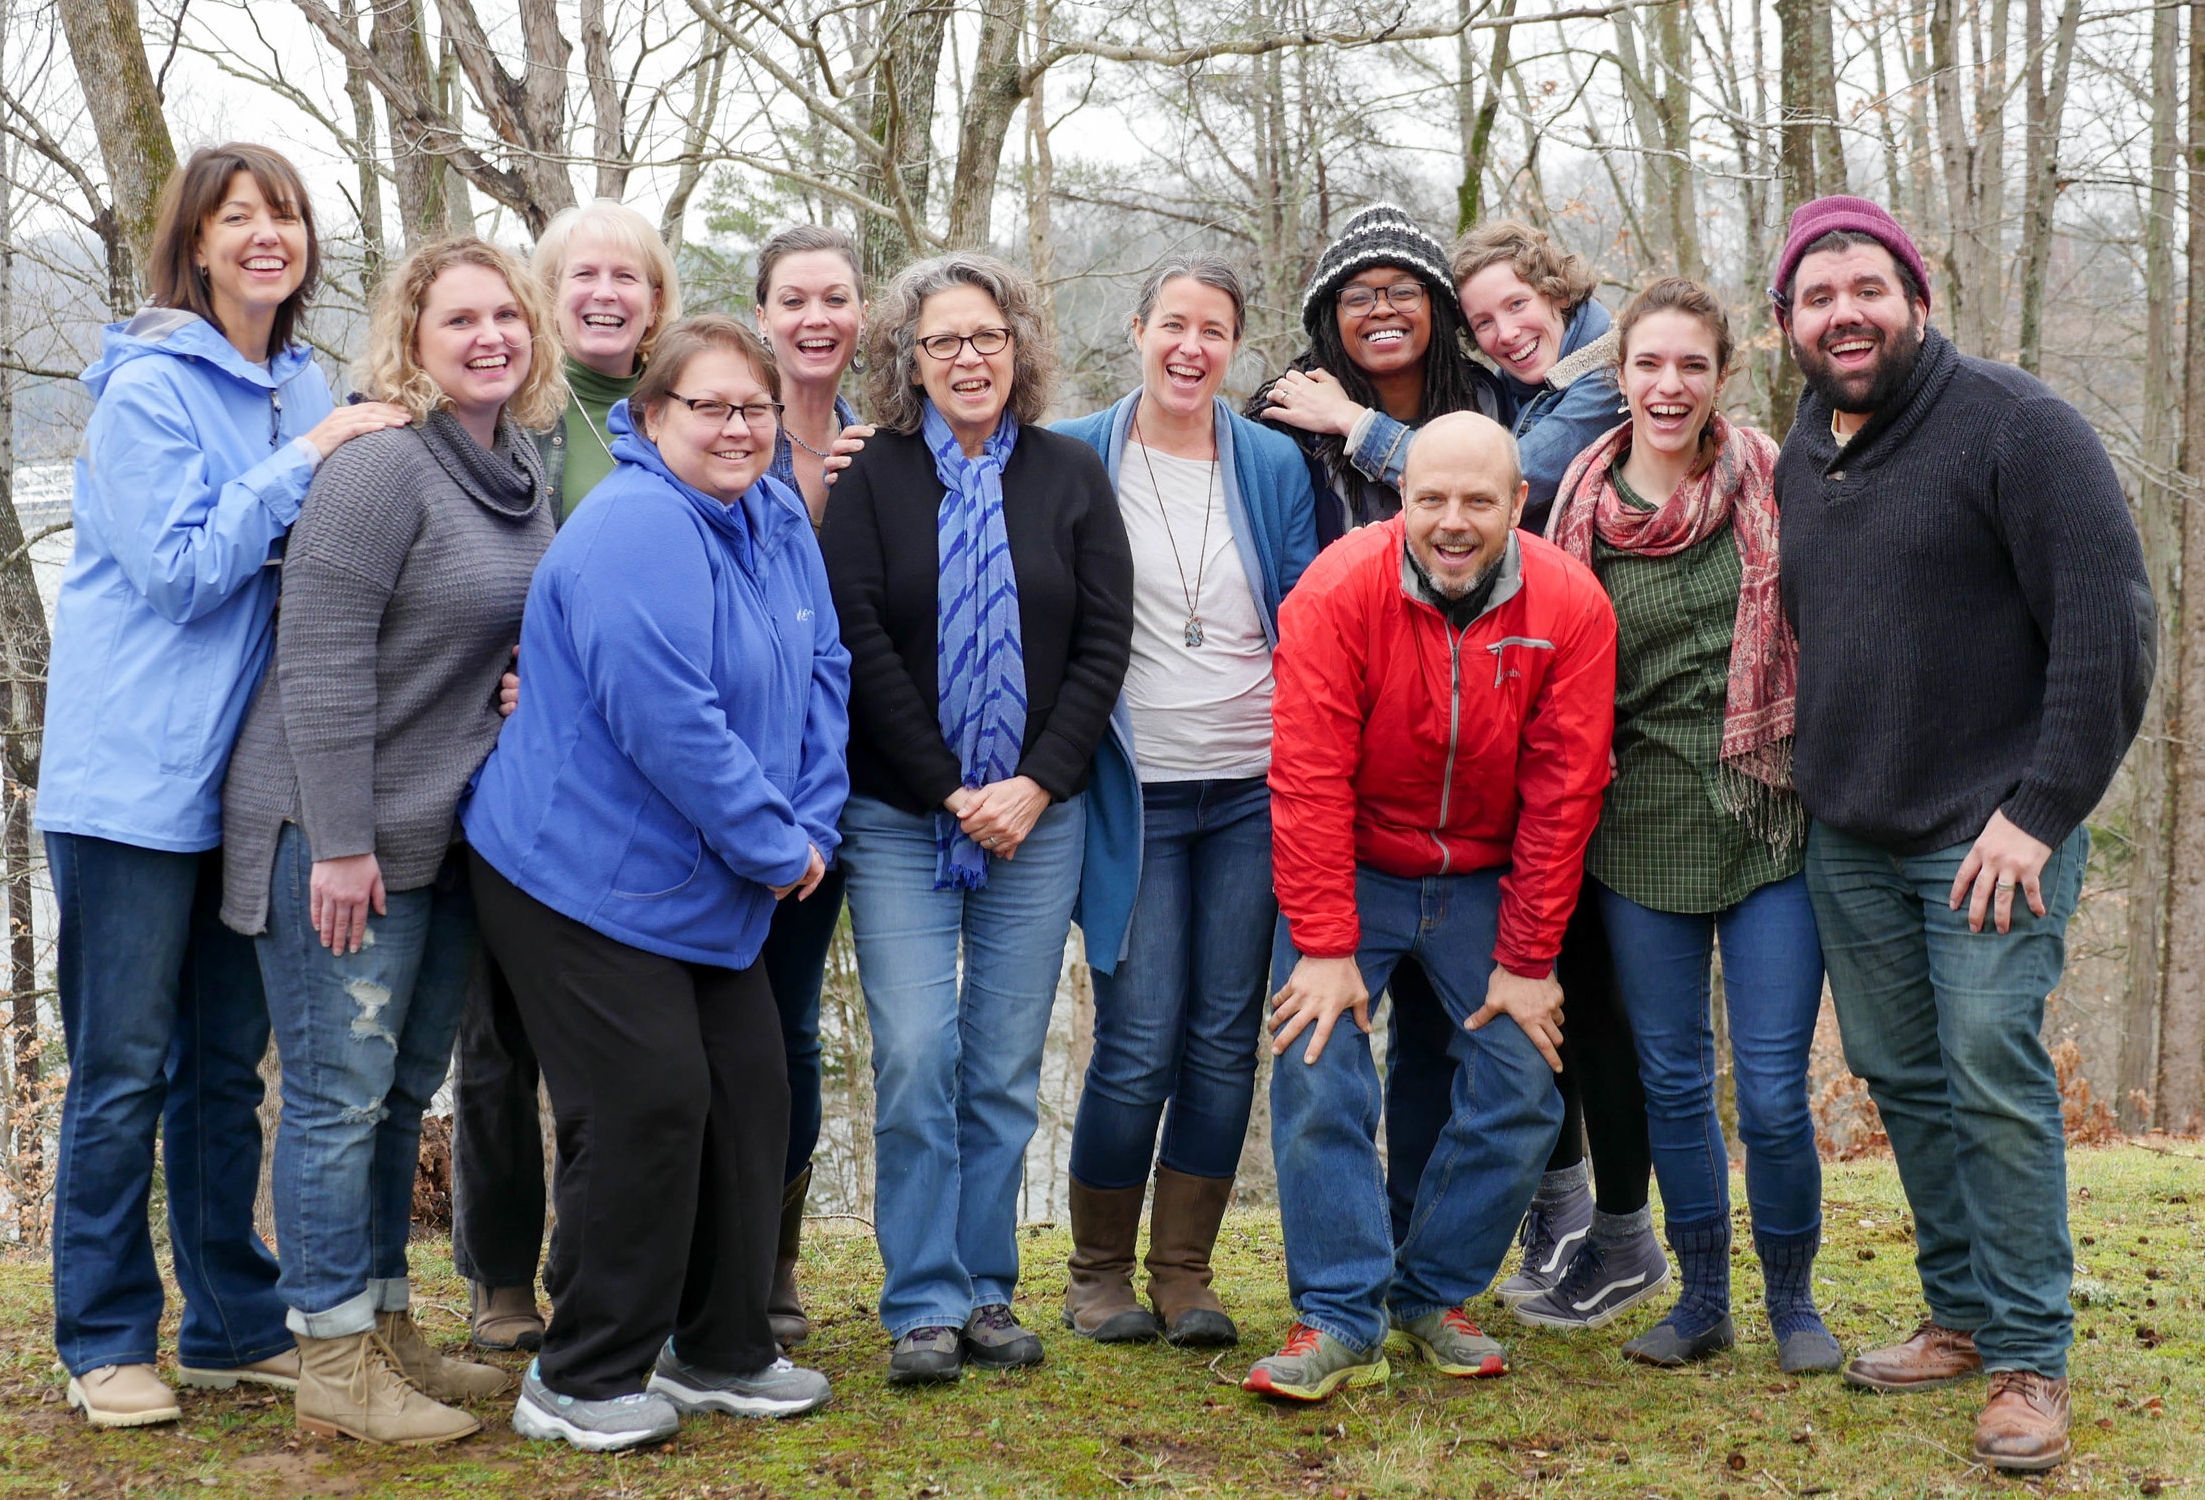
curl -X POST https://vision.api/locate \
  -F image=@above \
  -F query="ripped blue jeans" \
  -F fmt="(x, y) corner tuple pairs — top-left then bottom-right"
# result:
(256, 824), (476, 1337)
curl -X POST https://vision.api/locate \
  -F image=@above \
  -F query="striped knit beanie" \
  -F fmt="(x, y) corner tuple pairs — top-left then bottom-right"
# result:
(1300, 204), (1455, 340)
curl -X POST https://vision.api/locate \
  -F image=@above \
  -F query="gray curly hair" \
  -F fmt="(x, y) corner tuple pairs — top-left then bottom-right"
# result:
(862, 251), (1057, 433)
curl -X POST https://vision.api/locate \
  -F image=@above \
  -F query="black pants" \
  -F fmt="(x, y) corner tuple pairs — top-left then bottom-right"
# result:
(469, 853), (788, 1399)
(1383, 894), (1651, 1243)
(452, 866), (843, 1292)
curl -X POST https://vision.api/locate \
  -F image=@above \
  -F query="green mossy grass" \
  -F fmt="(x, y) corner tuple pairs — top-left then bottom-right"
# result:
(0, 1147), (2195, 1498)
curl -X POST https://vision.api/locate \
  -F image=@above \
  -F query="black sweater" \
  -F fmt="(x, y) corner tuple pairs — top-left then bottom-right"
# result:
(1776, 328), (2155, 855)
(821, 425), (1134, 815)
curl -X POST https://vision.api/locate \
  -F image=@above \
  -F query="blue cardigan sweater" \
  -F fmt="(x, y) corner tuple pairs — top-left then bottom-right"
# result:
(463, 404), (851, 968)
(1054, 392), (1320, 973)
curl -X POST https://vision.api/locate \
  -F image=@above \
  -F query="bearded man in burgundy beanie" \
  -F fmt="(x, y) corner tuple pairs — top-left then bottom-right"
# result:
(1769, 195), (2154, 1473)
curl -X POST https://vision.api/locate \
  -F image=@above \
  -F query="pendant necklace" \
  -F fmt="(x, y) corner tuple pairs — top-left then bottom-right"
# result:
(1131, 414), (1217, 648)
(785, 401), (843, 460)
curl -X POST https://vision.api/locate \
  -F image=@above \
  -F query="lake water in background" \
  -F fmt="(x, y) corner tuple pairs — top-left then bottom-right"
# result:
(11, 460), (1305, 1229)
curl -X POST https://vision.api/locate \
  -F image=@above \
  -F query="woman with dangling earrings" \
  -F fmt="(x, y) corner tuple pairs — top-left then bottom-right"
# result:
(747, 224), (874, 1350)
(1053, 256), (1318, 1351)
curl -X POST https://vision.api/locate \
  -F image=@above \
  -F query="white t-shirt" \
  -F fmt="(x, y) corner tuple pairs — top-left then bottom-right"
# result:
(1116, 442), (1275, 782)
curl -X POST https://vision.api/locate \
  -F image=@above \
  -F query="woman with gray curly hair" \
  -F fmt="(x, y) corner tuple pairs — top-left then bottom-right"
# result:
(821, 252), (1133, 1386)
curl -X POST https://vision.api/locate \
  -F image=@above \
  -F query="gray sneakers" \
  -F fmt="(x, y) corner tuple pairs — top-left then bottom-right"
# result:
(511, 1362), (681, 1452)
(1512, 1226), (1672, 1330)
(648, 1341), (830, 1418)
(1390, 1307), (1508, 1377)
(1495, 1183), (1595, 1307)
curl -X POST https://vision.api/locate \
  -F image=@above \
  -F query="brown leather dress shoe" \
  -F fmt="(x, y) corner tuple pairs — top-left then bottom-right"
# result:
(1973, 1370), (2071, 1472)
(1842, 1319), (1982, 1392)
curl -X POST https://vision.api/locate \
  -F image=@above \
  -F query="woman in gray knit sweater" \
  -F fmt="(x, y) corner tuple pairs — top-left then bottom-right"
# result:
(220, 237), (563, 1446)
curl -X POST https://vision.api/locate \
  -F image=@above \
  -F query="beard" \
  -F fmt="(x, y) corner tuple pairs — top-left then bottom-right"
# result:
(1406, 538), (1507, 624)
(1792, 308), (1926, 416)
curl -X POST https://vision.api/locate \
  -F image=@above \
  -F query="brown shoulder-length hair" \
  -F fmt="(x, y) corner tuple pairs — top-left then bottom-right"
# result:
(148, 144), (321, 353)
(632, 315), (782, 438)
(1615, 276), (1735, 478)
(862, 252), (1056, 434)
(1449, 218), (1598, 315)
(355, 236), (568, 431)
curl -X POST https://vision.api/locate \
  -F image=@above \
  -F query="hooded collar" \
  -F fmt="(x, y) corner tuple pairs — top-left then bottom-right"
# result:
(79, 307), (319, 398)
(605, 398), (803, 566)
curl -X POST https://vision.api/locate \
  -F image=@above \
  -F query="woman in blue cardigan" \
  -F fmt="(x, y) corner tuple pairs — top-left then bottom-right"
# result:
(1056, 257), (1319, 1349)
(463, 316), (849, 1450)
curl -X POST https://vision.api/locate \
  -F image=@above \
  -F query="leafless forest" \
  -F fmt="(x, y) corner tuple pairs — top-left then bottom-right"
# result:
(0, 0), (2195, 1238)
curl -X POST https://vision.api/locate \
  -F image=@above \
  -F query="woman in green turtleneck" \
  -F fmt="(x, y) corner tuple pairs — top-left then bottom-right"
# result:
(451, 199), (685, 1354)
(528, 200), (684, 521)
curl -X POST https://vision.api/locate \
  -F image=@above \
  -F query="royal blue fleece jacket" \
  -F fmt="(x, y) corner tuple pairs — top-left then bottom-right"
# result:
(462, 404), (851, 968)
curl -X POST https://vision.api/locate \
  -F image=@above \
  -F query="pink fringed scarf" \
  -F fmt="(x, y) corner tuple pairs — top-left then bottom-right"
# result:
(1548, 414), (1802, 851)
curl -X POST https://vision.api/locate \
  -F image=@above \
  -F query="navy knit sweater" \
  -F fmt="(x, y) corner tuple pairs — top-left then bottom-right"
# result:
(1776, 327), (2155, 855)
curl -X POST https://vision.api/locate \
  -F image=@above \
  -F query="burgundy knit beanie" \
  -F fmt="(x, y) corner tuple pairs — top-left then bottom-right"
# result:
(1770, 195), (1930, 315)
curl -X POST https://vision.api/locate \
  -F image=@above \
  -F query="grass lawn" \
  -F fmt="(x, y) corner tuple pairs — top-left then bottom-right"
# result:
(0, 1145), (2195, 1499)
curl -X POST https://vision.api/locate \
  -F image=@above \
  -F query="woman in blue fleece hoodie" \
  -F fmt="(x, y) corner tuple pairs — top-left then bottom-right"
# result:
(37, 144), (408, 1428)
(463, 316), (849, 1451)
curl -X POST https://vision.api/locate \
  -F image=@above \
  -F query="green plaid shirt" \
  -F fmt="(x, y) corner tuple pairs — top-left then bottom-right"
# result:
(1585, 473), (1802, 914)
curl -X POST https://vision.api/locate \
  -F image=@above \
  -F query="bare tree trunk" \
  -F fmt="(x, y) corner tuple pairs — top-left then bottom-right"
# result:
(946, 0), (1026, 249)
(2122, 0), (2183, 1131)
(1656, 0), (1701, 279)
(1024, 0), (1056, 331)
(660, 42), (727, 254)
(2158, 1), (2205, 1133)
(1772, 0), (1827, 434)
(861, 0), (951, 279)
(1811, 0), (1845, 192)
(340, 0), (387, 292)
(1457, 0), (1517, 233)
(1613, 10), (1672, 278)
(0, 84), (50, 1237)
(580, 0), (627, 201)
(2015, 0), (2081, 375)
(56, 0), (177, 313)
(372, 0), (453, 244)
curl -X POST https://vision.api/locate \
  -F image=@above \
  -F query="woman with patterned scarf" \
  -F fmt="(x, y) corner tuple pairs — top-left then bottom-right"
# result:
(821, 253), (1133, 1388)
(1546, 278), (1839, 1375)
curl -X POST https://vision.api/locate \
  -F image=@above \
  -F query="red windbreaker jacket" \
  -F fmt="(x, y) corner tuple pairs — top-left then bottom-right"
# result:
(1269, 519), (1617, 976)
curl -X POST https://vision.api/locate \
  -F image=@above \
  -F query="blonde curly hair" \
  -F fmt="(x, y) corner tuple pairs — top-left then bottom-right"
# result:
(356, 236), (569, 430)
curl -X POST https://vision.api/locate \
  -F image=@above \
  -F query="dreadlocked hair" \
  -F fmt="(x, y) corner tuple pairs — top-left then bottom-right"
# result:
(1245, 268), (1491, 478)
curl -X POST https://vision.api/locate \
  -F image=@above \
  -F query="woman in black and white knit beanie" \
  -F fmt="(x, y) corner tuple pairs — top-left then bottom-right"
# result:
(1247, 204), (1495, 541)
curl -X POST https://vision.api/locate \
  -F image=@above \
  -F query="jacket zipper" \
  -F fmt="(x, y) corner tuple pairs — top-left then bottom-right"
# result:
(1430, 620), (1469, 873)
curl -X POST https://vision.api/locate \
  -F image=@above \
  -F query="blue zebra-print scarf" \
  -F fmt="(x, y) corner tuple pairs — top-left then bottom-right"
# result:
(923, 397), (1026, 890)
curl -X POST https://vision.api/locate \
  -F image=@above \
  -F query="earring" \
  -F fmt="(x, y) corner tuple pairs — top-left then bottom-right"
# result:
(849, 326), (868, 375)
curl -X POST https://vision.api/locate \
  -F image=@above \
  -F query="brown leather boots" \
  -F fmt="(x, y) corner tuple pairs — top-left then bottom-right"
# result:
(1843, 1320), (2070, 1472)
(1063, 1169), (1239, 1347)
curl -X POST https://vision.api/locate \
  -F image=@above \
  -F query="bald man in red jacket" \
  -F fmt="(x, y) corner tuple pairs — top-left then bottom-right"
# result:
(1243, 413), (1616, 1403)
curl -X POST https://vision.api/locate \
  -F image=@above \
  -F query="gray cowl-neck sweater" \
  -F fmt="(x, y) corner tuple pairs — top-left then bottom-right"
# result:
(221, 411), (555, 933)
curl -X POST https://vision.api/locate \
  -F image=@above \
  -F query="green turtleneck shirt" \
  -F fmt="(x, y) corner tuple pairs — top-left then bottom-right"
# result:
(558, 355), (640, 521)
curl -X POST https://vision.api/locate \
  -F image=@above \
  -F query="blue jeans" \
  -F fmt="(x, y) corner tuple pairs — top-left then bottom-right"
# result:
(1596, 874), (1825, 1235)
(1070, 777), (1274, 1189)
(255, 825), (476, 1336)
(1806, 820), (2088, 1378)
(840, 793), (1085, 1337)
(46, 833), (291, 1376)
(1269, 866), (1563, 1354)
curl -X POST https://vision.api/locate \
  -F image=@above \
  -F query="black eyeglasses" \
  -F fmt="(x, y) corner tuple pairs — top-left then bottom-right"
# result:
(665, 392), (781, 427)
(916, 327), (1013, 360)
(1338, 283), (1428, 316)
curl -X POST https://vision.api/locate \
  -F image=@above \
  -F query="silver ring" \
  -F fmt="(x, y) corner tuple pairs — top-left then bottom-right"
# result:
(983, 837), (996, 848)
(1995, 877), (2016, 890)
